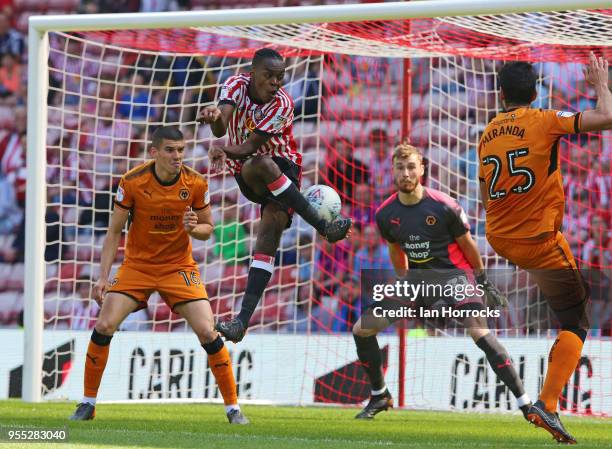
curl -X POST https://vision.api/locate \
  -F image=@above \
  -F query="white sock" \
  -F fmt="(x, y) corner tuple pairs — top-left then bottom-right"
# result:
(516, 393), (531, 408)
(225, 404), (240, 414)
(371, 386), (387, 396)
(82, 396), (96, 406)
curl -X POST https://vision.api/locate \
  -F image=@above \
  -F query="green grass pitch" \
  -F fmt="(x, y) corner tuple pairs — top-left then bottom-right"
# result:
(1, 400), (610, 448)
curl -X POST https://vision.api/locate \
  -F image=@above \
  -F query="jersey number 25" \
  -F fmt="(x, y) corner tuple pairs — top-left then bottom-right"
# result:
(482, 148), (535, 200)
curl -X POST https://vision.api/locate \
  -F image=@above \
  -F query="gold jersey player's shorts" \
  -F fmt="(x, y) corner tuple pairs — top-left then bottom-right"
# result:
(487, 231), (588, 315)
(107, 262), (208, 310)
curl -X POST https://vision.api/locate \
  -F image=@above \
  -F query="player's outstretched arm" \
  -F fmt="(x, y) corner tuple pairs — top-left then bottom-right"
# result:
(388, 242), (408, 279)
(580, 51), (612, 132)
(478, 181), (488, 210)
(455, 232), (484, 275)
(222, 131), (271, 160)
(198, 104), (234, 138)
(455, 232), (507, 307)
(184, 205), (214, 241)
(95, 206), (129, 305)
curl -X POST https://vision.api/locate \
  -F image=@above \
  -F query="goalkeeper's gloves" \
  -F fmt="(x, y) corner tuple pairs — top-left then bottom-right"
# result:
(476, 272), (508, 308)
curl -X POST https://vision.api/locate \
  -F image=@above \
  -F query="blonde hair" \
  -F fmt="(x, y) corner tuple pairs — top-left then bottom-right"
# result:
(391, 141), (423, 164)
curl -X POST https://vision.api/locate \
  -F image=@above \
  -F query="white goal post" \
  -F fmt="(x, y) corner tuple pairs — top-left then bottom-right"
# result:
(24, 0), (611, 404)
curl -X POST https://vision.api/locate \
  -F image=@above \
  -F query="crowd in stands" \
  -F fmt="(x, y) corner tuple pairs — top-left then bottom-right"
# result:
(0, 0), (609, 335)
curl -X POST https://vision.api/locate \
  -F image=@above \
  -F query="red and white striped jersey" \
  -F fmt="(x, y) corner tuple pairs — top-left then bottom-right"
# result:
(218, 73), (299, 174)
(0, 131), (25, 204)
(0, 131), (22, 177)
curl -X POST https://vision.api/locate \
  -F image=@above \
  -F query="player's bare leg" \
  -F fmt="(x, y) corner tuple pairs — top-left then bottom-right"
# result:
(175, 300), (248, 424)
(464, 315), (531, 418)
(216, 203), (287, 342)
(240, 155), (351, 243)
(352, 315), (394, 419)
(70, 293), (138, 420)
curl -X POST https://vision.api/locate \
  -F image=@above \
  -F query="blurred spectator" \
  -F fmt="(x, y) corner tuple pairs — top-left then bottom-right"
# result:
(79, 177), (116, 234)
(0, 17), (609, 340)
(0, 52), (20, 98)
(0, 107), (25, 191)
(69, 277), (99, 330)
(285, 57), (320, 120)
(352, 224), (393, 282)
(0, 171), (21, 235)
(291, 284), (312, 332)
(0, 216), (21, 262)
(0, 12), (23, 60)
(78, 1), (100, 14)
(326, 136), (369, 202)
(581, 214), (611, 336)
(140, 0), (180, 12)
(45, 206), (63, 262)
(351, 56), (389, 87)
(322, 54), (351, 96)
(564, 145), (590, 208)
(351, 183), (375, 226)
(212, 201), (249, 264)
(314, 235), (351, 295)
(368, 128), (394, 203)
(117, 72), (152, 121)
(582, 215), (611, 269)
(150, 294), (185, 332)
(296, 234), (314, 283)
(332, 275), (359, 332)
(0, 1), (12, 19)
(82, 0), (138, 14)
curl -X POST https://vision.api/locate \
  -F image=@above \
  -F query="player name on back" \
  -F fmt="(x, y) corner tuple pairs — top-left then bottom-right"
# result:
(480, 125), (525, 145)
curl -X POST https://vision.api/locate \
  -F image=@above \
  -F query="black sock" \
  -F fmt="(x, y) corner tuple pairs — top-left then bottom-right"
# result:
(267, 174), (326, 233)
(476, 334), (525, 399)
(202, 335), (224, 355)
(236, 255), (274, 328)
(353, 334), (385, 392)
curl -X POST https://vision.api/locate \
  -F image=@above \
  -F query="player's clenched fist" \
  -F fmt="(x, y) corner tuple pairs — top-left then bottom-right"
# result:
(183, 207), (198, 234)
(198, 105), (222, 124)
(93, 278), (109, 306)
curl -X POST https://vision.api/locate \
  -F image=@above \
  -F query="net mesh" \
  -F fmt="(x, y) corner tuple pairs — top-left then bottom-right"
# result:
(33, 7), (612, 415)
(80, 10), (612, 60)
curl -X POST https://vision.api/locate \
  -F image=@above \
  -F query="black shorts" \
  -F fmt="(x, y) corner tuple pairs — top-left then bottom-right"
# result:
(235, 156), (302, 228)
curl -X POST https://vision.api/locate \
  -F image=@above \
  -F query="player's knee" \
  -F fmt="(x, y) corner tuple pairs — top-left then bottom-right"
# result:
(196, 327), (218, 345)
(553, 296), (590, 338)
(90, 328), (113, 346)
(561, 327), (588, 343)
(94, 319), (118, 336)
(468, 327), (489, 342)
(353, 321), (376, 338)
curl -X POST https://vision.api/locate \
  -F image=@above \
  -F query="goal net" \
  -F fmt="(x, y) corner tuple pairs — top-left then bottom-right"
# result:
(23, 2), (611, 415)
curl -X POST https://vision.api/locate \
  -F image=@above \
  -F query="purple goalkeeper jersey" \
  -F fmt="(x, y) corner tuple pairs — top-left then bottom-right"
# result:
(375, 187), (472, 270)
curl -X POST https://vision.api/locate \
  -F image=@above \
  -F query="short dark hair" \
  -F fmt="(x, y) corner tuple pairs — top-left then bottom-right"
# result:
(151, 126), (183, 148)
(252, 48), (283, 68)
(498, 61), (537, 106)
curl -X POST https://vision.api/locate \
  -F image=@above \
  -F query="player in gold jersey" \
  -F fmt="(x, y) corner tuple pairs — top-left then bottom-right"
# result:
(479, 53), (612, 443)
(69, 126), (248, 424)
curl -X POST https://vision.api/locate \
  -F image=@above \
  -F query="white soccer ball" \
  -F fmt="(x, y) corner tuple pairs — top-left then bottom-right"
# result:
(303, 184), (342, 221)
